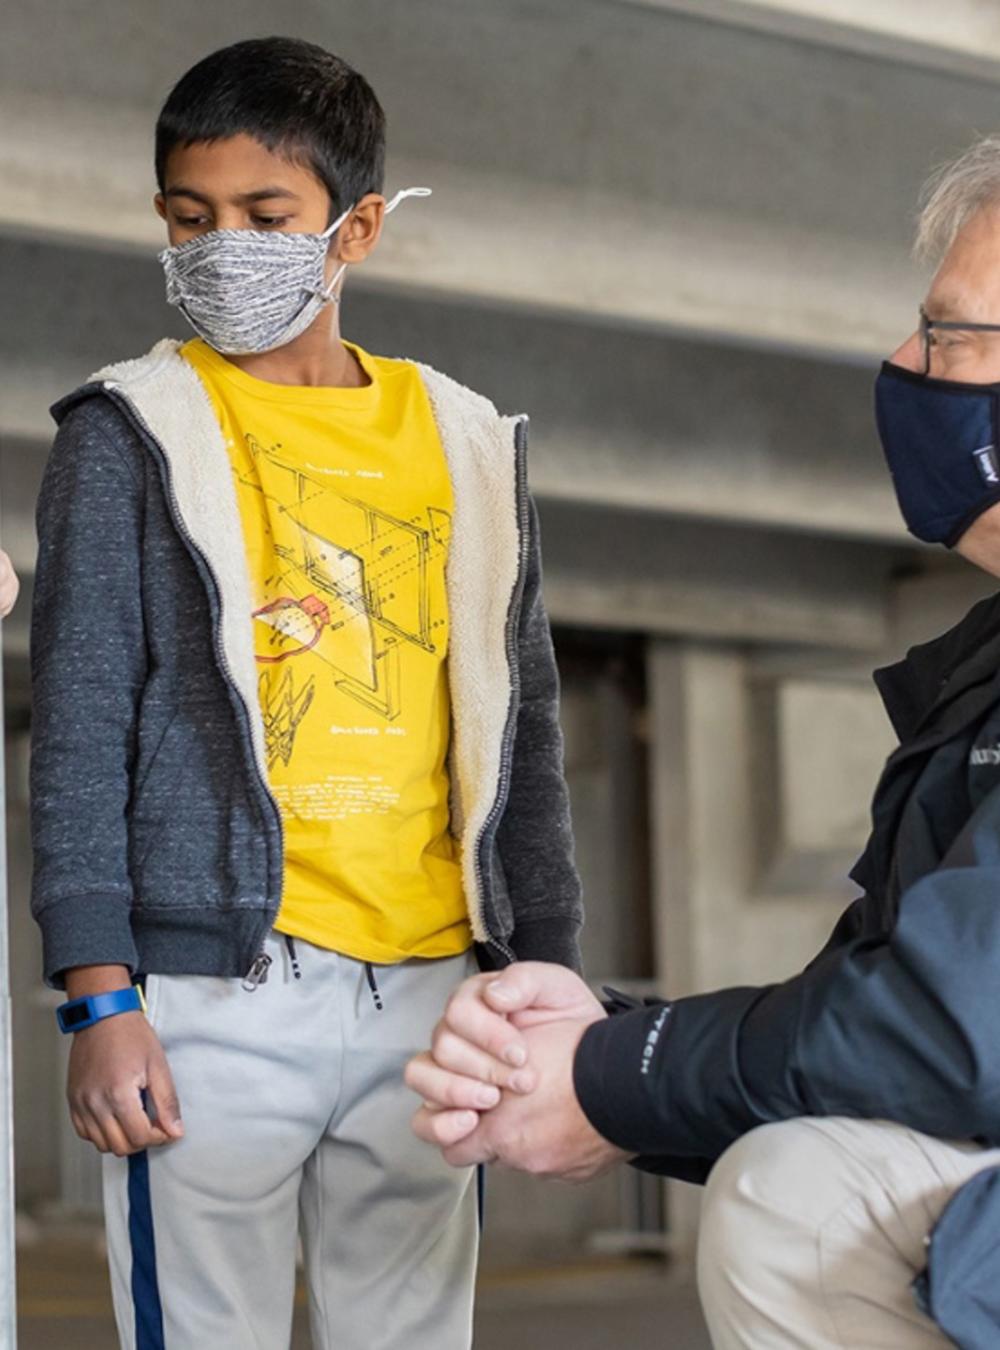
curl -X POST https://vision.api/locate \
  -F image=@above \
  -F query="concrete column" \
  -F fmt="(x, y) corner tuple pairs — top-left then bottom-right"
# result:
(647, 642), (753, 1250)
(645, 638), (896, 1250)
(648, 643), (755, 998)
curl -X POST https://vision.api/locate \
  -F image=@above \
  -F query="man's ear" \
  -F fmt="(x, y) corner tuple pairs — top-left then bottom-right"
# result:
(337, 193), (385, 264)
(154, 193), (168, 222)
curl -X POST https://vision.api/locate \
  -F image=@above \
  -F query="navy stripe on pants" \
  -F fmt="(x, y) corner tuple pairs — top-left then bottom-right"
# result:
(128, 1150), (165, 1350)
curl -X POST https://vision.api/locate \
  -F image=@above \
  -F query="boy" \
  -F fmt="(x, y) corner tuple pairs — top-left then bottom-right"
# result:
(30, 37), (582, 1350)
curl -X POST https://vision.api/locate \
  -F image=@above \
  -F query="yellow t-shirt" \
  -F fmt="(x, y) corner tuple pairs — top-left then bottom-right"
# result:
(181, 338), (471, 963)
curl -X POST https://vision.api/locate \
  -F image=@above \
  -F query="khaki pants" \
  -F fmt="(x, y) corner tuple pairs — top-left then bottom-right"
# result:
(698, 1117), (1000, 1349)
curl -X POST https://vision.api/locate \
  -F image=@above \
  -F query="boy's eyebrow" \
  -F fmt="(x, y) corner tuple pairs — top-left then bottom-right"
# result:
(164, 185), (302, 204)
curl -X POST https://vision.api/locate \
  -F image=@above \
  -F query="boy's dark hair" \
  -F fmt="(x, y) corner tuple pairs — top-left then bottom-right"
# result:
(155, 37), (386, 217)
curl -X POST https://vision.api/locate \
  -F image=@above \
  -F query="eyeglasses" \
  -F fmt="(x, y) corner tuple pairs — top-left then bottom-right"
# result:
(919, 305), (1000, 376)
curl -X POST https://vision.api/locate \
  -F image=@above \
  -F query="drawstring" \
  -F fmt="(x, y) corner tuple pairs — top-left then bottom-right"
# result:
(364, 962), (384, 1012)
(284, 934), (302, 981)
(276, 934), (381, 1007)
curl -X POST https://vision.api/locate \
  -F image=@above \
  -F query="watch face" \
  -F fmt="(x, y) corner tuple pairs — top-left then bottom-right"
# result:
(60, 1002), (92, 1028)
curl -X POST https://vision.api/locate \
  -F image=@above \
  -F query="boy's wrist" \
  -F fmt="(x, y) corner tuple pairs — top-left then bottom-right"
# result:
(65, 964), (133, 999)
(57, 986), (145, 1035)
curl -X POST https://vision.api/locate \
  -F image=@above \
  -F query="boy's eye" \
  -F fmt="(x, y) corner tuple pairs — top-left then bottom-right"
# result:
(176, 215), (210, 228)
(253, 216), (290, 229)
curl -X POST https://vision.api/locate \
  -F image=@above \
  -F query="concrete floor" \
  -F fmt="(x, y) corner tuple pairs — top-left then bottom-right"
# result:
(16, 1234), (712, 1348)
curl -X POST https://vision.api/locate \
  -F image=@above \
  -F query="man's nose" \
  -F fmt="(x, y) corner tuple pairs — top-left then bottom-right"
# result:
(889, 330), (923, 373)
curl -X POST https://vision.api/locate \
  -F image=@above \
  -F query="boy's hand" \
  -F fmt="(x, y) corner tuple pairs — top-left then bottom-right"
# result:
(67, 1014), (184, 1156)
(0, 550), (19, 618)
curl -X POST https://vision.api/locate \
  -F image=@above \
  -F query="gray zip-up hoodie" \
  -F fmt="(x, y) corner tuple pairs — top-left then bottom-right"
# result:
(30, 340), (583, 986)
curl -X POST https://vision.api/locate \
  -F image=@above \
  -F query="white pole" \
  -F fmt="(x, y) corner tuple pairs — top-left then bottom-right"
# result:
(0, 617), (17, 1348)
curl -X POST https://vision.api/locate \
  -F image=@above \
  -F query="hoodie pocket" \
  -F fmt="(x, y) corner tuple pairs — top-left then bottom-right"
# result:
(129, 711), (180, 873)
(129, 704), (260, 904)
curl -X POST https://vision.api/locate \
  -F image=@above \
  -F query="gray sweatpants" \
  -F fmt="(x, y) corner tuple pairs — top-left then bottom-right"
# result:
(103, 937), (478, 1350)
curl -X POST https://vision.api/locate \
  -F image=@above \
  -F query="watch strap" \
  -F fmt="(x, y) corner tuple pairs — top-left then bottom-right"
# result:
(56, 984), (146, 1034)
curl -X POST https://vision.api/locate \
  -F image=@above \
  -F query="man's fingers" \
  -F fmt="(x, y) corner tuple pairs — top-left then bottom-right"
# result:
(430, 1026), (536, 1093)
(442, 1129), (498, 1169)
(484, 962), (599, 1022)
(405, 1053), (502, 1111)
(412, 1105), (482, 1148)
(440, 990), (530, 1069)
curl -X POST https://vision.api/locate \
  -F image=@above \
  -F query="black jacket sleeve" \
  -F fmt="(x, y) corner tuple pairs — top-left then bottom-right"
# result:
(497, 497), (584, 972)
(574, 792), (1000, 1169)
(30, 401), (147, 986)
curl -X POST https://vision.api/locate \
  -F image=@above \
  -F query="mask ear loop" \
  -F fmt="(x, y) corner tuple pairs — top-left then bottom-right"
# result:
(384, 186), (432, 214)
(322, 187), (433, 304)
(321, 203), (355, 304)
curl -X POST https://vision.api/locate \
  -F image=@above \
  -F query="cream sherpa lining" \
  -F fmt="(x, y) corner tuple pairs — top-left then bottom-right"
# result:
(91, 341), (524, 942)
(418, 363), (524, 938)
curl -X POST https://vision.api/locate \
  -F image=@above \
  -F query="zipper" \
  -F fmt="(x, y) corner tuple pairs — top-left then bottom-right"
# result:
(102, 376), (524, 972)
(471, 416), (531, 968)
(102, 382), (285, 971)
(486, 936), (518, 968)
(241, 950), (273, 992)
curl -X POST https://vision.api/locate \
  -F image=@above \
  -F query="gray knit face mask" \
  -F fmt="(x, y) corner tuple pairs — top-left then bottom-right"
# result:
(159, 187), (431, 355)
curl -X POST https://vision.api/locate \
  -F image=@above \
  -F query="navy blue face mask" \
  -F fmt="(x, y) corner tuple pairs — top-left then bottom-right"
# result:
(875, 361), (1000, 545)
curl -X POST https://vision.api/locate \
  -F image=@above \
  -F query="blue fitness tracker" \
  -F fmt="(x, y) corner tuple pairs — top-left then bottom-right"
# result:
(56, 985), (146, 1034)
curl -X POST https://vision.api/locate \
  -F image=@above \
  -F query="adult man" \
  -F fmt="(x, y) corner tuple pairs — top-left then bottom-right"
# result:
(407, 136), (1000, 1348)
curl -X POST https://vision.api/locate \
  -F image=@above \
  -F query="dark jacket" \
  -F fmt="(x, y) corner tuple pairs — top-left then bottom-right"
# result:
(574, 590), (1000, 1345)
(31, 341), (583, 987)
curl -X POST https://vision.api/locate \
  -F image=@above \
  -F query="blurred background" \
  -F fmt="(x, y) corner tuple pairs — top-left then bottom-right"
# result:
(3, 1), (1000, 1345)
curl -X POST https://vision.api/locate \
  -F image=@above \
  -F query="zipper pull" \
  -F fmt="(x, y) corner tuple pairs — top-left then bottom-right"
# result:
(242, 951), (273, 992)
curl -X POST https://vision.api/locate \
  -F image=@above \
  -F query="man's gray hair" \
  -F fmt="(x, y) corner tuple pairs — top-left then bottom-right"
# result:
(916, 136), (1000, 265)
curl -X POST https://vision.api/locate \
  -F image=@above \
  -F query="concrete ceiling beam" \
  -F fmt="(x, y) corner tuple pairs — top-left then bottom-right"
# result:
(0, 90), (917, 363)
(621, 0), (1000, 80)
(4, 0), (979, 367)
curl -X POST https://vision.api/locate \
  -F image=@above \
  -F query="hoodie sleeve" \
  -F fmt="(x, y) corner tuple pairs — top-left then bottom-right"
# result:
(30, 401), (147, 987)
(574, 834), (1000, 1167)
(496, 496), (584, 972)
